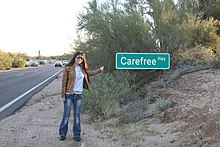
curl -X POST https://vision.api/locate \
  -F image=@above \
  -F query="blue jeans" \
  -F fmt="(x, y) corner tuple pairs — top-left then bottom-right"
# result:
(59, 94), (82, 138)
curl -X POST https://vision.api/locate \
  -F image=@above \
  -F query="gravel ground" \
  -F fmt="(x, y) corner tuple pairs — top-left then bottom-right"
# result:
(0, 74), (119, 147)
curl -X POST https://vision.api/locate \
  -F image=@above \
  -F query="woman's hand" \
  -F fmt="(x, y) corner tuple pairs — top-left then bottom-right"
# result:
(61, 97), (65, 103)
(100, 66), (104, 72)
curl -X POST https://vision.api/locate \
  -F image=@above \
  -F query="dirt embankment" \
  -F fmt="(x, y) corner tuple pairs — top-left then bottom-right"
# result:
(143, 68), (220, 147)
(0, 68), (220, 147)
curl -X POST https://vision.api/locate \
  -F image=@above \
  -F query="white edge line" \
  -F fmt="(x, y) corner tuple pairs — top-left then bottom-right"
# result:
(0, 69), (62, 113)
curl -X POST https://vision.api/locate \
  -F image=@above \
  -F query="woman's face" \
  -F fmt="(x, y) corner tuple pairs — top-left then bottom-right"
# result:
(75, 54), (83, 65)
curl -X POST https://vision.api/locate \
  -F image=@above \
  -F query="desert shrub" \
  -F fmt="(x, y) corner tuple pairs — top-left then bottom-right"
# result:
(211, 59), (220, 69)
(171, 15), (219, 63)
(155, 98), (173, 111)
(30, 62), (38, 67)
(119, 99), (149, 124)
(12, 57), (26, 68)
(195, 18), (220, 49)
(173, 45), (217, 67)
(0, 50), (12, 70)
(211, 48), (220, 69)
(82, 71), (138, 119)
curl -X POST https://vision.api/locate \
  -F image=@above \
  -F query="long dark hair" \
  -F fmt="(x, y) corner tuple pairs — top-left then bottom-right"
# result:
(67, 51), (88, 71)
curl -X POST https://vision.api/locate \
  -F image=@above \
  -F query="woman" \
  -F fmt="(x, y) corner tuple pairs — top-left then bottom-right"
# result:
(58, 51), (104, 141)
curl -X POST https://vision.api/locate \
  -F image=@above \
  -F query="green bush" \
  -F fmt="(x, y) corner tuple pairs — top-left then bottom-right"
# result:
(0, 50), (12, 70)
(12, 57), (26, 68)
(82, 71), (138, 120)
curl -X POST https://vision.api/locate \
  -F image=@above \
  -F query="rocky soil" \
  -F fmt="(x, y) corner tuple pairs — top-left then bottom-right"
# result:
(0, 74), (120, 147)
(1, 68), (220, 147)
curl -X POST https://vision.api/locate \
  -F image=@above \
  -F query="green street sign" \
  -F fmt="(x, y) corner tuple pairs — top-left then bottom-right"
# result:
(116, 53), (170, 69)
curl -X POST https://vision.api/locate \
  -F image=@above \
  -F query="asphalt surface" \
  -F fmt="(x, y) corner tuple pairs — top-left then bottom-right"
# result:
(0, 64), (62, 120)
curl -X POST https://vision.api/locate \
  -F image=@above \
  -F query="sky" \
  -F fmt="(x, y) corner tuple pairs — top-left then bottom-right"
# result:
(0, 0), (93, 56)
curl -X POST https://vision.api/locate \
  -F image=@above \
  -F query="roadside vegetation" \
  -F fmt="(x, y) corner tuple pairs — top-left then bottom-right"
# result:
(82, 71), (138, 120)
(0, 49), (74, 70)
(0, 50), (29, 70)
(76, 1), (220, 146)
(74, 0), (220, 121)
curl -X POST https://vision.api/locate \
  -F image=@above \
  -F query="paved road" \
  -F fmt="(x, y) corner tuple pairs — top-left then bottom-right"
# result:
(0, 64), (62, 120)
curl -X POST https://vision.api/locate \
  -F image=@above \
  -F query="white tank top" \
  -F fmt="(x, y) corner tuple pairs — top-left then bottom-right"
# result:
(73, 66), (84, 94)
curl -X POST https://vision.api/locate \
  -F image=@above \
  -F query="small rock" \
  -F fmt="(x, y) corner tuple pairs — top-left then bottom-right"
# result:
(170, 139), (175, 143)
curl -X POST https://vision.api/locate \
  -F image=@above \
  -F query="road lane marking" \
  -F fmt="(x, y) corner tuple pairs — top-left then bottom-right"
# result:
(17, 74), (24, 77)
(0, 69), (62, 113)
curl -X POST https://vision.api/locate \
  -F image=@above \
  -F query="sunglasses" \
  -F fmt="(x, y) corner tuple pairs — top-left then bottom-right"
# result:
(76, 56), (83, 59)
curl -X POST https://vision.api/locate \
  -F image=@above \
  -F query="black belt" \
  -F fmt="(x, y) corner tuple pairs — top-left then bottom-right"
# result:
(73, 93), (82, 96)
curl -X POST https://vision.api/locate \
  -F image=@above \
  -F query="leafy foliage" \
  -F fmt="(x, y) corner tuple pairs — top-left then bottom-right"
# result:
(0, 50), (31, 69)
(74, 0), (220, 121)
(75, 0), (220, 72)
(9, 53), (27, 68)
(0, 50), (12, 70)
(76, 0), (156, 71)
(82, 71), (138, 119)
(12, 57), (26, 68)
